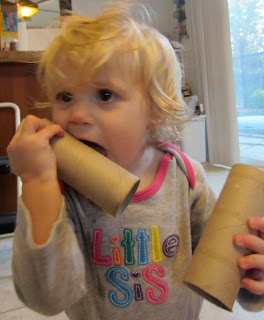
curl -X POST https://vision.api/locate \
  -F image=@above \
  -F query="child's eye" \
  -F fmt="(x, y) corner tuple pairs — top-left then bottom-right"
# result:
(56, 91), (73, 103)
(96, 89), (114, 102)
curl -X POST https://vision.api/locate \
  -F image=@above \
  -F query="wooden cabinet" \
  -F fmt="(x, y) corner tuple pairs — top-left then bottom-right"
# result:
(0, 51), (50, 218)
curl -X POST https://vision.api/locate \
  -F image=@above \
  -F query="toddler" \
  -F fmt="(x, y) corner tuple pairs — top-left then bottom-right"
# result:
(8, 3), (264, 319)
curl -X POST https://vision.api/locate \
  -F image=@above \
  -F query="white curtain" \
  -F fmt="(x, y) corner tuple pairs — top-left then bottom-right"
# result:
(189, 0), (240, 166)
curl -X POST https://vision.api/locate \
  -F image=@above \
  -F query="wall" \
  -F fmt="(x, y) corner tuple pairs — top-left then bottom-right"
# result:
(26, 28), (61, 51)
(72, 0), (175, 36)
(18, 22), (61, 51)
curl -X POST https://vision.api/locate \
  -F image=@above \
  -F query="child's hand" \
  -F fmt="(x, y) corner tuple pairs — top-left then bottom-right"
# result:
(7, 115), (64, 184)
(233, 217), (264, 295)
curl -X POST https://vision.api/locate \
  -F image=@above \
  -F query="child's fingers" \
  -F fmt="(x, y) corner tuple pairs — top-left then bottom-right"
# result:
(241, 277), (264, 295)
(15, 118), (25, 135)
(238, 254), (264, 273)
(238, 255), (264, 294)
(233, 233), (264, 255)
(20, 116), (64, 140)
(244, 268), (264, 281)
(21, 115), (46, 135)
(37, 123), (65, 140)
(247, 217), (264, 240)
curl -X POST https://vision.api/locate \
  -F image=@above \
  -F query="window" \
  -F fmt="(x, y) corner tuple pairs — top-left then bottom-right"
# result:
(228, 0), (264, 166)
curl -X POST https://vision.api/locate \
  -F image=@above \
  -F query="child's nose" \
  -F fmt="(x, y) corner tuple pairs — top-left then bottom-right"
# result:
(69, 102), (94, 125)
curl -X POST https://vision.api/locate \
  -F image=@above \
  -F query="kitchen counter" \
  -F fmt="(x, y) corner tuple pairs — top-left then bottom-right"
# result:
(0, 51), (42, 63)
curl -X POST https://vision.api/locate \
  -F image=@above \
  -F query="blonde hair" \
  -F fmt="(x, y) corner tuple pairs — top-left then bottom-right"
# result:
(38, 2), (187, 142)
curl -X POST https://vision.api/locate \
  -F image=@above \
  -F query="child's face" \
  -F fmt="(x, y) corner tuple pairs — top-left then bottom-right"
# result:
(52, 60), (155, 172)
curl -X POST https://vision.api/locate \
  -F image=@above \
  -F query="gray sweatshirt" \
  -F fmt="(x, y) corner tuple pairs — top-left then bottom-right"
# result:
(12, 145), (264, 319)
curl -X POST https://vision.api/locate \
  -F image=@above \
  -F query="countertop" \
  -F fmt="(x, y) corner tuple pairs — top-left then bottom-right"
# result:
(0, 51), (42, 63)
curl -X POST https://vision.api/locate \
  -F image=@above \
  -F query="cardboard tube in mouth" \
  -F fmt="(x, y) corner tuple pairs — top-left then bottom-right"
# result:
(184, 164), (264, 311)
(43, 119), (140, 217)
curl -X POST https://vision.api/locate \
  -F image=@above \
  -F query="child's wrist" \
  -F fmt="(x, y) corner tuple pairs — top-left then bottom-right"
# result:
(21, 178), (63, 245)
(20, 172), (58, 185)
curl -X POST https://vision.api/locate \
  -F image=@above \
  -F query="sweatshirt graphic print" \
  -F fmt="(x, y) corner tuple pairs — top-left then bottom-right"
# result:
(92, 225), (179, 308)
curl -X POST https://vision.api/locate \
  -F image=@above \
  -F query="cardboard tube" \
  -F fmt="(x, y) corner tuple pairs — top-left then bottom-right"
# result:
(43, 119), (140, 217)
(184, 164), (264, 311)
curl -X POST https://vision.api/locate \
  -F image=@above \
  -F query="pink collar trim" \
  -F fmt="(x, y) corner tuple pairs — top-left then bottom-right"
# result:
(159, 143), (195, 190)
(131, 152), (172, 202)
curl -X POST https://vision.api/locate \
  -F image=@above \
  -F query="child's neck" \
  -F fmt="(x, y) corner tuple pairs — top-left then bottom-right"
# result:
(129, 146), (165, 191)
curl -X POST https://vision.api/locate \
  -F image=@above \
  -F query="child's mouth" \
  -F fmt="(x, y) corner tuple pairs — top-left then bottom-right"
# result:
(79, 140), (107, 157)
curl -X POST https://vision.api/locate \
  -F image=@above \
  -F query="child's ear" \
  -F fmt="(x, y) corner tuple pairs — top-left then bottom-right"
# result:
(148, 116), (164, 130)
(147, 100), (164, 129)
